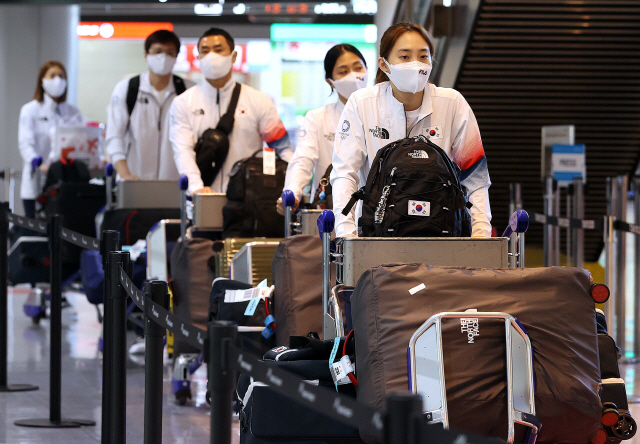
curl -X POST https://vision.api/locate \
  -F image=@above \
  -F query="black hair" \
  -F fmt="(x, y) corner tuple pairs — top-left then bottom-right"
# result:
(198, 27), (235, 52)
(145, 30), (181, 54)
(323, 44), (367, 80)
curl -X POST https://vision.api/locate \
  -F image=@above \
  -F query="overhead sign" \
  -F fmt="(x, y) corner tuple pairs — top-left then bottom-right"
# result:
(271, 24), (377, 43)
(541, 124), (574, 179)
(77, 22), (174, 40)
(551, 144), (586, 186)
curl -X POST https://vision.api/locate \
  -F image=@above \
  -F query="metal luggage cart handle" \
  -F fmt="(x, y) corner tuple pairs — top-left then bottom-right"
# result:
(408, 311), (539, 444)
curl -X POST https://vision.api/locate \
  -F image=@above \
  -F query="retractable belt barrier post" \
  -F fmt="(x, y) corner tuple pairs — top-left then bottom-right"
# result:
(106, 251), (131, 444)
(100, 230), (120, 444)
(604, 176), (628, 354)
(208, 320), (237, 444)
(634, 178), (640, 360)
(144, 280), (168, 444)
(14, 214), (96, 428)
(0, 202), (38, 393)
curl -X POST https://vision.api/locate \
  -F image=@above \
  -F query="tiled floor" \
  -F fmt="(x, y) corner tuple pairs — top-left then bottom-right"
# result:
(2, 284), (640, 443)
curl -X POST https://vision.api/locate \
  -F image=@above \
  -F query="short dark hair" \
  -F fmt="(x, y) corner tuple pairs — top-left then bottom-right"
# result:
(145, 30), (181, 54)
(198, 27), (235, 52)
(324, 44), (367, 80)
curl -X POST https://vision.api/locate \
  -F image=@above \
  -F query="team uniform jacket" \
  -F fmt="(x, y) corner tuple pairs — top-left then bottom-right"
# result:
(170, 78), (294, 194)
(18, 95), (83, 199)
(105, 71), (194, 181)
(283, 100), (344, 200)
(331, 81), (492, 237)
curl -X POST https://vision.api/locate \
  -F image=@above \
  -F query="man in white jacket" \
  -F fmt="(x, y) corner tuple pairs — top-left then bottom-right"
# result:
(170, 27), (294, 195)
(105, 30), (194, 181)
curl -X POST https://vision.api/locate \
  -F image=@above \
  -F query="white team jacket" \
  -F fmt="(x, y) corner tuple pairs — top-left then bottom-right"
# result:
(283, 100), (344, 200)
(18, 95), (83, 199)
(170, 78), (294, 194)
(105, 71), (194, 180)
(331, 81), (492, 237)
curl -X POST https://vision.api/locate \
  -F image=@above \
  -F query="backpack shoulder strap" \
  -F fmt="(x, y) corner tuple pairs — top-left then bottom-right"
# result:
(126, 75), (141, 117)
(172, 75), (186, 95)
(216, 83), (242, 135)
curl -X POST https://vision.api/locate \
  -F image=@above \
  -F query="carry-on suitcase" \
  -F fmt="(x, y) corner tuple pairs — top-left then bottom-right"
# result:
(350, 265), (603, 444)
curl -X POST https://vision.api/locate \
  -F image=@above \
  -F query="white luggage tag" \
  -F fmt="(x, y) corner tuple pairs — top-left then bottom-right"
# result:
(330, 355), (355, 387)
(263, 147), (276, 176)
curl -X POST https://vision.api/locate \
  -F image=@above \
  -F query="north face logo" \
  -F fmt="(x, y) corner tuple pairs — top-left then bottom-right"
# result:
(408, 150), (429, 159)
(369, 126), (389, 139)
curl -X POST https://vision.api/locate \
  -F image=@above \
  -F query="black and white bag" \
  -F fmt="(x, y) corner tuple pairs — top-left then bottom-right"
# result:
(342, 135), (472, 237)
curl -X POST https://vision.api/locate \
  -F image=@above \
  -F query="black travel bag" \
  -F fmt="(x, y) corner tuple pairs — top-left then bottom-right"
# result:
(236, 333), (362, 444)
(222, 149), (287, 239)
(209, 278), (275, 356)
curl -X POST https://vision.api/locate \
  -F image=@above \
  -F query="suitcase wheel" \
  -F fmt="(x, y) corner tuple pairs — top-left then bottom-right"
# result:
(602, 403), (620, 427)
(591, 428), (608, 444)
(611, 413), (637, 440)
(591, 283), (611, 304)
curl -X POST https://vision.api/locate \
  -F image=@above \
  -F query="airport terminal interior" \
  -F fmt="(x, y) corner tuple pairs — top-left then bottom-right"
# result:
(1, 0), (640, 443)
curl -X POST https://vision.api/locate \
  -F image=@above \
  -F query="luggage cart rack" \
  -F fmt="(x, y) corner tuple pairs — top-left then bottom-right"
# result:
(408, 312), (541, 444)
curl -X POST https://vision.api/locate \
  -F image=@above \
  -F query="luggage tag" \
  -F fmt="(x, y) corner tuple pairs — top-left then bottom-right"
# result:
(329, 338), (341, 392)
(243, 285), (275, 316)
(263, 147), (276, 176)
(331, 356), (354, 387)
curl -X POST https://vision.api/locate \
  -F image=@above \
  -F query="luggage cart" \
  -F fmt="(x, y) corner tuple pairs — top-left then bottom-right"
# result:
(320, 210), (530, 340)
(282, 190), (324, 237)
(408, 311), (541, 444)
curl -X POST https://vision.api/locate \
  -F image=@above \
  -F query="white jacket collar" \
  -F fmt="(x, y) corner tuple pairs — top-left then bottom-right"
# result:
(140, 70), (175, 94)
(200, 76), (236, 97)
(382, 81), (433, 120)
(42, 93), (58, 109)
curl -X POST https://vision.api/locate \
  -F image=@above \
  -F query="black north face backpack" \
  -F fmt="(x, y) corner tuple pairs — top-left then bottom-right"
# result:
(342, 135), (472, 237)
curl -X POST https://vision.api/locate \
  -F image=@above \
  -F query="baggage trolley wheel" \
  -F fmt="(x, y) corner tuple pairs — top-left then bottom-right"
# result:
(591, 283), (611, 304)
(591, 428), (609, 444)
(175, 388), (191, 406)
(602, 403), (620, 427)
(611, 413), (637, 440)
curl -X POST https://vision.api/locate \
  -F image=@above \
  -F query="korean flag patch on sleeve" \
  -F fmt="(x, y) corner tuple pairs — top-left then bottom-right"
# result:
(409, 200), (430, 216)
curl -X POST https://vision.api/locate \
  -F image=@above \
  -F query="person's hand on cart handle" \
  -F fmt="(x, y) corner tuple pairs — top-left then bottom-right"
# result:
(193, 186), (213, 194)
(276, 196), (299, 216)
(114, 159), (139, 180)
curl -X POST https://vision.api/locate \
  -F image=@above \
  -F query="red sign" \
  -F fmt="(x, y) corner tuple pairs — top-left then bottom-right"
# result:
(77, 22), (174, 40)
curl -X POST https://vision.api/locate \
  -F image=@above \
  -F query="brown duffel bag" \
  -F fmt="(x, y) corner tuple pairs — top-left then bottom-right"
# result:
(351, 265), (601, 444)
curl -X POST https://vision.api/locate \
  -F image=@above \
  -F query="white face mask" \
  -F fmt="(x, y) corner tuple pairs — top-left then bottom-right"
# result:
(147, 53), (176, 76)
(383, 59), (431, 94)
(329, 71), (368, 100)
(42, 76), (67, 99)
(199, 51), (233, 80)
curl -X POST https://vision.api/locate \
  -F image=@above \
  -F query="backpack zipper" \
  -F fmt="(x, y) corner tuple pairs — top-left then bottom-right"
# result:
(374, 167), (395, 224)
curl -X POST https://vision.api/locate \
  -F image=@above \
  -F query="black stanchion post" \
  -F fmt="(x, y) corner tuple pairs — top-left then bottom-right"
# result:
(144, 280), (168, 444)
(384, 392), (422, 444)
(100, 230), (120, 444)
(0, 201), (38, 392)
(15, 214), (95, 428)
(107, 250), (130, 444)
(208, 320), (237, 444)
